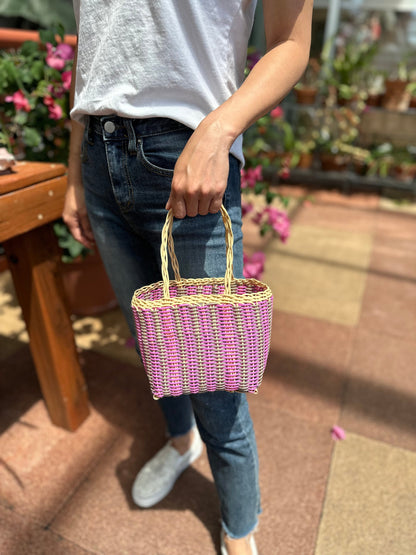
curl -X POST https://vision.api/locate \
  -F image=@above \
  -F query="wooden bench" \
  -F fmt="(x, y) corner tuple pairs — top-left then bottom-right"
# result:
(0, 161), (89, 431)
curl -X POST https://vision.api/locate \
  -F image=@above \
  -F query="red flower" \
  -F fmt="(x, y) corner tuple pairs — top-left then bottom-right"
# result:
(270, 106), (284, 119)
(5, 90), (31, 112)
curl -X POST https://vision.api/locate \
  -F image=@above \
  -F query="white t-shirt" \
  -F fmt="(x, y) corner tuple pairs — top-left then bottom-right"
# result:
(71, 0), (257, 164)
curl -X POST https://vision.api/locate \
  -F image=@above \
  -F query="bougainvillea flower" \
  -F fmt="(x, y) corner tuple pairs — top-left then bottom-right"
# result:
(270, 106), (284, 119)
(61, 70), (72, 91)
(241, 165), (263, 189)
(331, 425), (346, 441)
(5, 90), (31, 112)
(46, 42), (74, 70)
(243, 251), (266, 280)
(48, 103), (63, 120)
(241, 201), (254, 217)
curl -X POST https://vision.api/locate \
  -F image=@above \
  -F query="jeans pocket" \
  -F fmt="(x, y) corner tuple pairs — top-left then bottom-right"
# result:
(138, 126), (193, 176)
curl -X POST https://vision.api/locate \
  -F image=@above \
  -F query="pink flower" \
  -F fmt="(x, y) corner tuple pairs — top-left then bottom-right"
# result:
(331, 425), (346, 441)
(61, 70), (72, 91)
(48, 103), (63, 120)
(265, 206), (290, 242)
(279, 167), (290, 180)
(5, 90), (31, 112)
(46, 42), (74, 70)
(241, 165), (263, 189)
(55, 43), (74, 61)
(270, 106), (284, 119)
(241, 201), (254, 217)
(43, 95), (54, 107)
(243, 251), (266, 280)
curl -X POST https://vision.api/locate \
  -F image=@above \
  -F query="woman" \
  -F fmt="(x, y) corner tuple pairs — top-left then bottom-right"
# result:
(64, 1), (313, 553)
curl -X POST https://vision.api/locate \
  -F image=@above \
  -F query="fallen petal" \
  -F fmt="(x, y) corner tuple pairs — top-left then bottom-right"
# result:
(331, 425), (346, 441)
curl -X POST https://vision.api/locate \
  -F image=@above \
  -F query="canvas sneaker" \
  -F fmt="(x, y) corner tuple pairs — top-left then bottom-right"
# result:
(131, 427), (203, 508)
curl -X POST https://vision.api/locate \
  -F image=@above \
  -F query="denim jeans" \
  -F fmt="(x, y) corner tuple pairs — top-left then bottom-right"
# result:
(81, 115), (261, 538)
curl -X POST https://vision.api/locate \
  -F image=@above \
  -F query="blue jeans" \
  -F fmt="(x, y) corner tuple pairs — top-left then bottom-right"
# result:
(81, 115), (261, 538)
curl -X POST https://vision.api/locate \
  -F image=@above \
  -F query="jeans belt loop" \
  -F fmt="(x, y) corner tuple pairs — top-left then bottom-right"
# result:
(125, 118), (137, 155)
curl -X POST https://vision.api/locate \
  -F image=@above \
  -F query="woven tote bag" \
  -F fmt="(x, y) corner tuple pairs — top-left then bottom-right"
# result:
(131, 205), (273, 399)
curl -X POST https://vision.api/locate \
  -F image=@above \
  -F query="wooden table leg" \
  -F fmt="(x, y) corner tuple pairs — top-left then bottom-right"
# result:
(4, 224), (90, 431)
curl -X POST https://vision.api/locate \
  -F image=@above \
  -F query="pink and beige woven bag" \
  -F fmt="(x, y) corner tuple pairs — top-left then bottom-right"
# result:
(131, 205), (273, 399)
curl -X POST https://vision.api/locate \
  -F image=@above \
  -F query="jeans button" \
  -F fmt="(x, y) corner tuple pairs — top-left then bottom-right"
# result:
(104, 120), (116, 133)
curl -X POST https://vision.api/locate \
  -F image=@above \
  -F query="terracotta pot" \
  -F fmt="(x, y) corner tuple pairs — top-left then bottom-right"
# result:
(353, 160), (368, 176)
(365, 93), (382, 107)
(319, 153), (349, 172)
(294, 87), (318, 105)
(381, 80), (411, 111)
(0, 28), (76, 49)
(60, 251), (118, 316)
(297, 152), (314, 169)
(392, 164), (416, 182)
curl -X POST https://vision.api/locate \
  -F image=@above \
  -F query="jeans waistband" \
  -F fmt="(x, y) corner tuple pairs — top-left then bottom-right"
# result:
(88, 115), (190, 140)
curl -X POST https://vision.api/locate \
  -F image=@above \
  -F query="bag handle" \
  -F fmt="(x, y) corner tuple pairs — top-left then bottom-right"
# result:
(161, 205), (234, 299)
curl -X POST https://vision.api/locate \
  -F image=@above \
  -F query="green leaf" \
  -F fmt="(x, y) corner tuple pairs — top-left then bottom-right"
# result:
(20, 41), (40, 57)
(23, 127), (42, 147)
(30, 60), (45, 81)
(39, 29), (56, 46)
(14, 111), (29, 126)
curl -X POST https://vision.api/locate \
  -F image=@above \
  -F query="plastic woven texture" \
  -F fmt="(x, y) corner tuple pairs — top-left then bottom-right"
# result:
(131, 206), (273, 399)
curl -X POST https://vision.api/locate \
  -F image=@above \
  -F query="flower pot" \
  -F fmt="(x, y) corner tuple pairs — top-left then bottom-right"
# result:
(60, 251), (118, 316)
(365, 93), (382, 107)
(319, 153), (349, 172)
(297, 152), (314, 169)
(294, 87), (318, 105)
(381, 80), (411, 111)
(392, 163), (416, 182)
(353, 160), (368, 176)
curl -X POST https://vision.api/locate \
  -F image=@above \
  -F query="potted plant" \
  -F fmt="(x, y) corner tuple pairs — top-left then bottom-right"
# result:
(363, 70), (385, 107)
(0, 26), (117, 315)
(382, 60), (411, 111)
(406, 81), (416, 109)
(365, 143), (395, 178)
(314, 105), (361, 171)
(390, 146), (416, 182)
(321, 34), (379, 107)
(294, 58), (321, 105)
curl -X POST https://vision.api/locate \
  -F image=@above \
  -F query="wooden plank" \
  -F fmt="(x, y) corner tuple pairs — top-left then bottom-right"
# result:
(0, 175), (67, 242)
(0, 162), (66, 195)
(4, 225), (90, 431)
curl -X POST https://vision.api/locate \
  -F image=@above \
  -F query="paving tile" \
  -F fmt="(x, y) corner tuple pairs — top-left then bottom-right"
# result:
(261, 311), (354, 426)
(51, 432), (219, 555)
(315, 433), (416, 555)
(0, 271), (28, 342)
(292, 202), (377, 234)
(340, 329), (416, 452)
(375, 209), (416, 242)
(261, 225), (373, 326)
(249, 399), (334, 555)
(0, 504), (93, 555)
(379, 197), (416, 215)
(51, 397), (333, 555)
(0, 349), (156, 526)
(0, 345), (42, 434)
(359, 236), (416, 341)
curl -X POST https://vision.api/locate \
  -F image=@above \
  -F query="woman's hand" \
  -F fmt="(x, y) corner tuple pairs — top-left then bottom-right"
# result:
(63, 182), (95, 249)
(165, 116), (235, 219)
(63, 117), (95, 249)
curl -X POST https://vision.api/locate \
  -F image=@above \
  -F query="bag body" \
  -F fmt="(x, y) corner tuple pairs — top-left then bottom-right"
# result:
(131, 206), (273, 399)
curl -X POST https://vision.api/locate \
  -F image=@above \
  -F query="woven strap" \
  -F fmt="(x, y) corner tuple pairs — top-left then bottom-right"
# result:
(161, 205), (235, 298)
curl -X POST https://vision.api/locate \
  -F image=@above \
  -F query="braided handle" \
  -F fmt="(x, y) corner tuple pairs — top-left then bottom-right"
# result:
(161, 205), (234, 299)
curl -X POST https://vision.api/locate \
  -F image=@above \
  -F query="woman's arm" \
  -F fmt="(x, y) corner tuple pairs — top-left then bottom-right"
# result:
(166, 0), (313, 219)
(63, 44), (95, 248)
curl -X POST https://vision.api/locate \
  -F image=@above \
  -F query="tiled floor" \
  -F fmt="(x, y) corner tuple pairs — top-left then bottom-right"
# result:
(1, 185), (416, 554)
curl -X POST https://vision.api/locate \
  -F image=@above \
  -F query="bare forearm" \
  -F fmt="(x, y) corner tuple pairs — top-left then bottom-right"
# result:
(68, 43), (84, 187)
(208, 39), (311, 145)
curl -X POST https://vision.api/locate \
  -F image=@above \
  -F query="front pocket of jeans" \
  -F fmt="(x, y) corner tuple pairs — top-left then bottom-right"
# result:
(138, 127), (193, 176)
